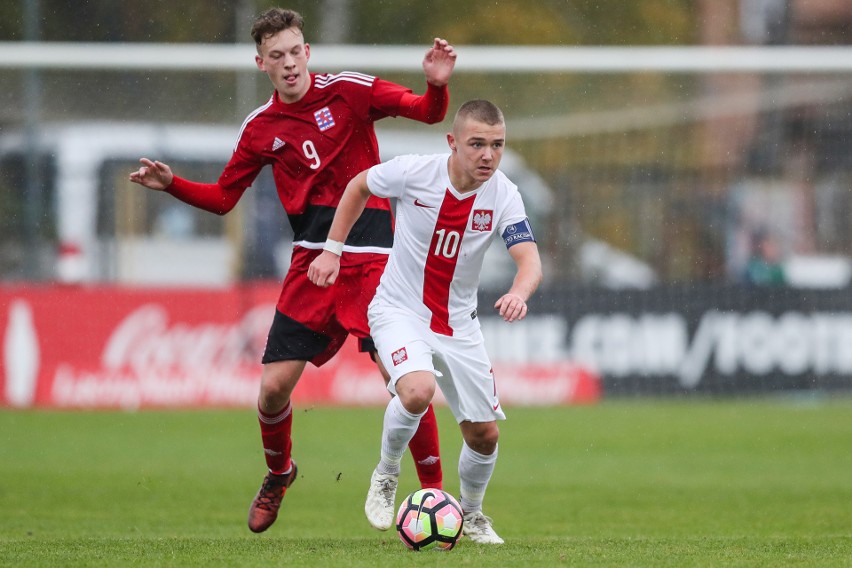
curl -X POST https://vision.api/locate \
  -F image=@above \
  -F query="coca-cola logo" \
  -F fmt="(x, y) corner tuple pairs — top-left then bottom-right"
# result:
(101, 303), (273, 376)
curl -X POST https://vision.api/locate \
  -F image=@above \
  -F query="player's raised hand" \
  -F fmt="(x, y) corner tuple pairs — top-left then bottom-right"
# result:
(308, 251), (341, 288)
(423, 38), (456, 87)
(494, 293), (528, 323)
(129, 158), (174, 191)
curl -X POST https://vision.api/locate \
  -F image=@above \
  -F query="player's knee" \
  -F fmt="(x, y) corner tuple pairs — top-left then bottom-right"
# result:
(397, 372), (436, 414)
(477, 429), (499, 452)
(259, 362), (302, 407)
(399, 389), (434, 414)
(259, 382), (290, 410)
(462, 422), (499, 454)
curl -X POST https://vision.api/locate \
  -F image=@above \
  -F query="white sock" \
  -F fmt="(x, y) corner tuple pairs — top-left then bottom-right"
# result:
(459, 442), (498, 514)
(377, 396), (425, 476)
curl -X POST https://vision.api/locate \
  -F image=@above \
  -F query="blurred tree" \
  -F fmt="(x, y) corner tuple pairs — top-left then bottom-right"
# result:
(0, 0), (696, 45)
(350, 0), (694, 45)
(1, 0), (240, 42)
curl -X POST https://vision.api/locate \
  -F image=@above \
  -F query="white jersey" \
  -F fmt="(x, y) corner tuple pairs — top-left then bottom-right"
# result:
(366, 153), (532, 336)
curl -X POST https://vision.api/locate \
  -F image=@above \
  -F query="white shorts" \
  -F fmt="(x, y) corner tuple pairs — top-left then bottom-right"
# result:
(368, 303), (506, 424)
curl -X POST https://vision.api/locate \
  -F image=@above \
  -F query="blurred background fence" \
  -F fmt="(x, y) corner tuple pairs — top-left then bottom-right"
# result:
(1, 0), (852, 405)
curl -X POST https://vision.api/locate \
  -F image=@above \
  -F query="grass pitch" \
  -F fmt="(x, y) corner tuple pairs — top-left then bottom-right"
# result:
(1, 398), (851, 566)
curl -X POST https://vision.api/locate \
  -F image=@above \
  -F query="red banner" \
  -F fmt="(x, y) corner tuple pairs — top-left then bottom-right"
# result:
(0, 285), (599, 409)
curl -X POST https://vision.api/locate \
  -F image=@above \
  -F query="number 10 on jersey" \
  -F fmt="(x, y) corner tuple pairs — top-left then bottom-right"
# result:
(433, 229), (461, 259)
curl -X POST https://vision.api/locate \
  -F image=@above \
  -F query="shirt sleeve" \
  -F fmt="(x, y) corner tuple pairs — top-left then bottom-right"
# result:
(370, 79), (449, 124)
(365, 155), (412, 200)
(216, 119), (266, 192)
(166, 176), (246, 215)
(497, 187), (537, 248)
(498, 186), (528, 229)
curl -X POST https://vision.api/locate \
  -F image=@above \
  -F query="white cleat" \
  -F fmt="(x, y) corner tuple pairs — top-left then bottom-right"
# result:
(462, 511), (505, 544)
(364, 469), (398, 531)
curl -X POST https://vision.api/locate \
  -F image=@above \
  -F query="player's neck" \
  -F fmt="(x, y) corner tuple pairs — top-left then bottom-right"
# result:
(447, 159), (483, 194)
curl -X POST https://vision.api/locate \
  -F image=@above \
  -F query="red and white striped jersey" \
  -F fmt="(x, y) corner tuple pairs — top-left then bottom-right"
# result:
(366, 153), (533, 336)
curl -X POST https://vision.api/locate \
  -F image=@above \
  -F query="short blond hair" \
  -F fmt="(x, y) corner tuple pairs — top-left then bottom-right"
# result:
(453, 100), (504, 130)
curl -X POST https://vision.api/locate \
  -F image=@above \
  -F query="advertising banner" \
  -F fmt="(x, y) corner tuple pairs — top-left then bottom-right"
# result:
(485, 285), (852, 396)
(0, 285), (599, 409)
(10, 282), (846, 407)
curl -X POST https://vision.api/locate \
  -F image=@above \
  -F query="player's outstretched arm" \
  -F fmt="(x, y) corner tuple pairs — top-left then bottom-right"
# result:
(308, 170), (374, 288)
(422, 38), (457, 87)
(129, 158), (174, 191)
(494, 242), (543, 322)
(129, 158), (245, 215)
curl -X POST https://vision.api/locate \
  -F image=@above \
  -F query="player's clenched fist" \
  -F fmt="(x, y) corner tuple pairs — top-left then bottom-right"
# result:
(494, 293), (528, 323)
(308, 251), (341, 288)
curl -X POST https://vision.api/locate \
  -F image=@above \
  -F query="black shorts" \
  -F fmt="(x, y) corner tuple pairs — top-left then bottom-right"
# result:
(262, 310), (377, 367)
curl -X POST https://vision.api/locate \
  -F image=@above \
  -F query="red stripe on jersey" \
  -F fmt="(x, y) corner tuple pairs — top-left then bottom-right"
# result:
(423, 189), (476, 336)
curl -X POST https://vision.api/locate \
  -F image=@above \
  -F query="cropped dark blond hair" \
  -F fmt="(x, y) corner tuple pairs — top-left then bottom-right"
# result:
(250, 8), (305, 46)
(453, 100), (504, 129)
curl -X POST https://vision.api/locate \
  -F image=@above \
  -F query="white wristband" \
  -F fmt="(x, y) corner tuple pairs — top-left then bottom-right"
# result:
(323, 239), (344, 256)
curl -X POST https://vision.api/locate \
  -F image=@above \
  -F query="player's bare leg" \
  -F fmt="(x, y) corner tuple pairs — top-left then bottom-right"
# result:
(248, 359), (305, 533)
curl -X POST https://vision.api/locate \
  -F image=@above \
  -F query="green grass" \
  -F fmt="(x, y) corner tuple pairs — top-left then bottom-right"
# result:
(1, 398), (851, 566)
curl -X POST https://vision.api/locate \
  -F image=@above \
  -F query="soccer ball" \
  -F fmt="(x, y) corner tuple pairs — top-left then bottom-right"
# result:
(395, 488), (464, 551)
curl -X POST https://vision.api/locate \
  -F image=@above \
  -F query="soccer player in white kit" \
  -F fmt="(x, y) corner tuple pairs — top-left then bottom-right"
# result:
(308, 100), (542, 544)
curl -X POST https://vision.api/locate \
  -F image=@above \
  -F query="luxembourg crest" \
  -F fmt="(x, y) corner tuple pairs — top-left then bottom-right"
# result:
(471, 210), (493, 232)
(314, 106), (336, 131)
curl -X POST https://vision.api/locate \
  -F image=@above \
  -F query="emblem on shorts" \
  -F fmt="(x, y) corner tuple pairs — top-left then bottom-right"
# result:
(472, 210), (493, 232)
(392, 347), (408, 366)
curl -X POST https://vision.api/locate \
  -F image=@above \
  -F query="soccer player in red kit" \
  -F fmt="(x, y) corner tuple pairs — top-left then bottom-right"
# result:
(129, 8), (455, 533)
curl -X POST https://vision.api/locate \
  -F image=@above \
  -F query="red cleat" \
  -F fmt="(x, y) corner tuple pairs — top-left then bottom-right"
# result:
(247, 460), (298, 533)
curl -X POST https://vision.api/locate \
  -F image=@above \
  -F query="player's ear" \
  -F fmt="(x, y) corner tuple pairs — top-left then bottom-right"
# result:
(447, 133), (456, 152)
(255, 54), (265, 71)
(305, 43), (311, 62)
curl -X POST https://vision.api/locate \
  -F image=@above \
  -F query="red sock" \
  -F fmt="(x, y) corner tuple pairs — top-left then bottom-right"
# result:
(258, 402), (293, 475)
(408, 403), (443, 489)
